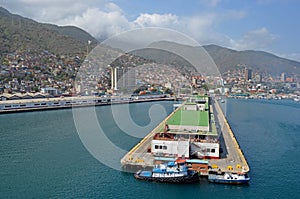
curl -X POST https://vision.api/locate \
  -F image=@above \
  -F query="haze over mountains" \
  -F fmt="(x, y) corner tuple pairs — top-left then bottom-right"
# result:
(134, 41), (300, 76)
(1, 7), (299, 76)
(203, 44), (300, 75)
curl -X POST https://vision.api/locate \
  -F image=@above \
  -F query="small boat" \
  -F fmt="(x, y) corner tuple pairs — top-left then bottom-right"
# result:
(220, 99), (225, 103)
(134, 160), (199, 183)
(208, 171), (250, 184)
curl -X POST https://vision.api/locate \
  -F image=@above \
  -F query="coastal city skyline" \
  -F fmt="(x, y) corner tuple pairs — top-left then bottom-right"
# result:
(1, 46), (299, 98)
(1, 0), (300, 62)
(1, 1), (300, 198)
(1, 1), (299, 99)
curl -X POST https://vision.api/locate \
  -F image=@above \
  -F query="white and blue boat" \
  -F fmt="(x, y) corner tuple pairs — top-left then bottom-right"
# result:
(134, 160), (199, 183)
(208, 171), (250, 184)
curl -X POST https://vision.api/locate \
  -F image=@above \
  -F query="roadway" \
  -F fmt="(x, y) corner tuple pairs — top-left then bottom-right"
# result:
(121, 105), (181, 168)
(209, 98), (250, 173)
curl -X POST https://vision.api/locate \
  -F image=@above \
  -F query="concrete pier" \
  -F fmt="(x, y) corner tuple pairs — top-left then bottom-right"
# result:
(0, 96), (176, 114)
(120, 106), (180, 168)
(121, 97), (250, 174)
(209, 98), (250, 173)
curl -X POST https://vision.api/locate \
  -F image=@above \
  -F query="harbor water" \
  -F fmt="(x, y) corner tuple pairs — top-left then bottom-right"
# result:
(0, 99), (299, 198)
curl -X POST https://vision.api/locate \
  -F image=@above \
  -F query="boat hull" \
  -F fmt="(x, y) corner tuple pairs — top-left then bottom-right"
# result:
(208, 178), (250, 184)
(208, 171), (250, 185)
(134, 171), (199, 184)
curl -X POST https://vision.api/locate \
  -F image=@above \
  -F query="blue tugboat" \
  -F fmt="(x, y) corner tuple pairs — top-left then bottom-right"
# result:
(208, 171), (250, 184)
(134, 159), (199, 183)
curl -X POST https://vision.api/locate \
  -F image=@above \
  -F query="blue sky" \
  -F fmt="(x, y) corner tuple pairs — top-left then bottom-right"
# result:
(0, 0), (299, 61)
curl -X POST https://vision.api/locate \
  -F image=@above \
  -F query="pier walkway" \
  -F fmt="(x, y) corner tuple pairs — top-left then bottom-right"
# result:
(120, 106), (180, 168)
(209, 98), (250, 173)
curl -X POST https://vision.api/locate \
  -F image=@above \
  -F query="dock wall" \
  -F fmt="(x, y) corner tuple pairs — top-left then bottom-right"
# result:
(212, 98), (250, 172)
(121, 104), (182, 168)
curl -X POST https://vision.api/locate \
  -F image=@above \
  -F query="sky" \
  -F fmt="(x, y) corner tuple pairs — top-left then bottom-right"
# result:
(0, 0), (300, 61)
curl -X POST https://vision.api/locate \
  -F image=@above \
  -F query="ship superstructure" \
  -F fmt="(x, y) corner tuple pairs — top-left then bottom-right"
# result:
(151, 96), (220, 160)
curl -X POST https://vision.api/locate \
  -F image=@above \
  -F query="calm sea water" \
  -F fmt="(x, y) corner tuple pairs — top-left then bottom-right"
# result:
(0, 100), (299, 198)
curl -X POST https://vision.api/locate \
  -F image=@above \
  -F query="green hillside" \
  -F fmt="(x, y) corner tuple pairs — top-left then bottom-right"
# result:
(0, 7), (98, 56)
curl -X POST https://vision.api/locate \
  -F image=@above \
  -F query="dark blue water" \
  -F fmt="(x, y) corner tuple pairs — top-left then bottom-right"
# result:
(0, 100), (299, 198)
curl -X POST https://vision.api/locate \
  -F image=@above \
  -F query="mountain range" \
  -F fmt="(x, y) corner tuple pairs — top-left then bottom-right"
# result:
(130, 41), (300, 76)
(0, 7), (97, 56)
(203, 44), (300, 75)
(1, 7), (299, 76)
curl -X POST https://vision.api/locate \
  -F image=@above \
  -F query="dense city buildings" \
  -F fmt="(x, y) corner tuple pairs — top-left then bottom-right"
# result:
(244, 68), (252, 81)
(281, 72), (286, 82)
(110, 66), (136, 92)
(0, 49), (299, 100)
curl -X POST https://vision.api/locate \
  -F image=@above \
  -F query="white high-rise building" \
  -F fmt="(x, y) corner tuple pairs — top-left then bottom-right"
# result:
(111, 66), (136, 93)
(281, 73), (286, 82)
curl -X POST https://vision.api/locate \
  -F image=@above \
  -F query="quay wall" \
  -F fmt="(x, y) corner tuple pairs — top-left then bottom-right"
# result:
(0, 97), (177, 114)
(121, 104), (182, 167)
(213, 98), (250, 172)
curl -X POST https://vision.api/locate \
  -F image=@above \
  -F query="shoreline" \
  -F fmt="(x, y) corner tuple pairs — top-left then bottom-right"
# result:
(0, 96), (179, 114)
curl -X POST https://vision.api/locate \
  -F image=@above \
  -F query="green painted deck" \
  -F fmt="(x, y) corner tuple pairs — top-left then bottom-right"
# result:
(166, 108), (209, 127)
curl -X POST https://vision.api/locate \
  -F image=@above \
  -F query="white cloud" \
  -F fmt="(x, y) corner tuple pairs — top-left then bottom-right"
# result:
(277, 53), (300, 62)
(2, 0), (105, 23)
(1, 0), (289, 58)
(1, 0), (238, 43)
(2, 0), (131, 39)
(0, 0), (242, 44)
(134, 13), (179, 28)
(105, 2), (124, 13)
(58, 7), (132, 39)
(183, 14), (216, 40)
(133, 13), (217, 44)
(231, 27), (279, 51)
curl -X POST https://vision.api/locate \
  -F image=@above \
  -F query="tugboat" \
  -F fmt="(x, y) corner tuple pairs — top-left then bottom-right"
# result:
(208, 170), (250, 184)
(134, 159), (199, 183)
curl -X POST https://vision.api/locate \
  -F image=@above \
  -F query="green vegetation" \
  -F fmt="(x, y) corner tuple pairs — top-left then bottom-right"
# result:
(0, 7), (98, 57)
(203, 44), (300, 76)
